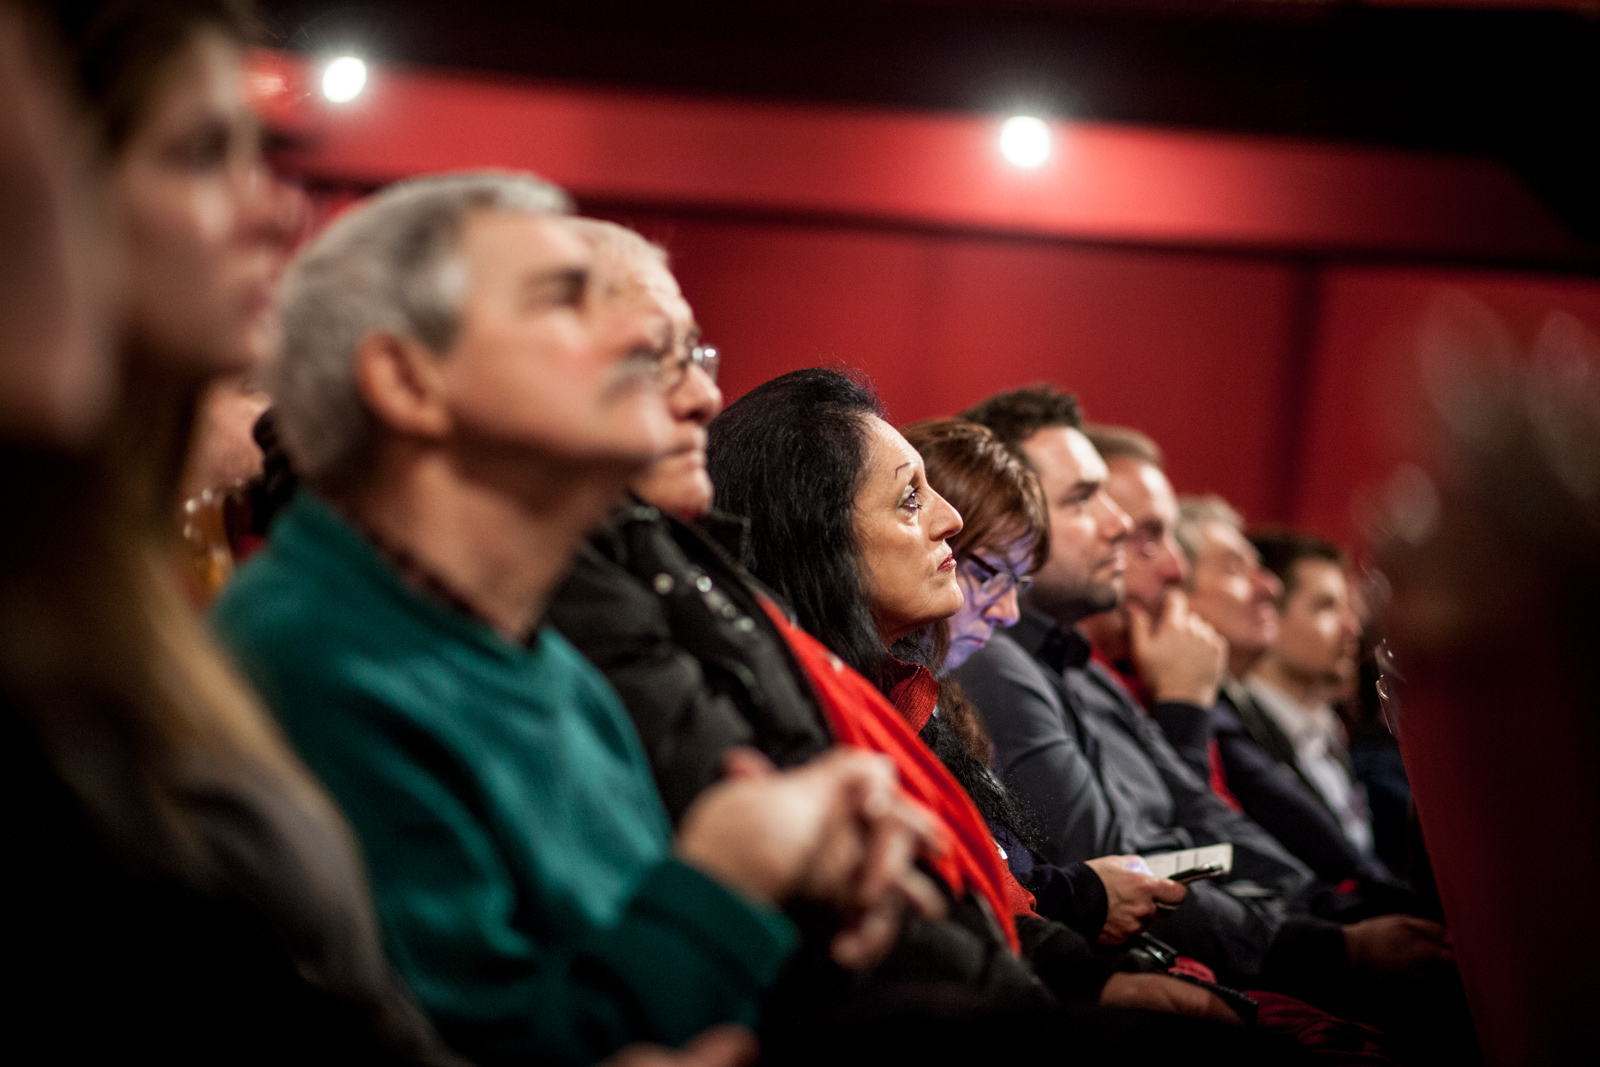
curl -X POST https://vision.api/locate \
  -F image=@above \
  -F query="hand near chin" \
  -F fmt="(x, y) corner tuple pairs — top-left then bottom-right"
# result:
(676, 747), (948, 970)
(1128, 591), (1226, 708)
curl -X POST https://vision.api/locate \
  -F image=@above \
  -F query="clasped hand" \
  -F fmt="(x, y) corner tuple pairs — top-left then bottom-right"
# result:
(677, 747), (948, 970)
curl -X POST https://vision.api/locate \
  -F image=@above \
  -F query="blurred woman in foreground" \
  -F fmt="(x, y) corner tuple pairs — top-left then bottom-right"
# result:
(0, 2), (458, 1059)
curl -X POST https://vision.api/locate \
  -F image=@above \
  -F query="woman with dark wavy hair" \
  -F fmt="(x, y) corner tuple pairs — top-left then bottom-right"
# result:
(708, 369), (1207, 966)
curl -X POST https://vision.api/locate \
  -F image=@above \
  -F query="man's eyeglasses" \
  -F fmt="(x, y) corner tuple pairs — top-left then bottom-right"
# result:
(659, 343), (720, 390)
(1126, 526), (1172, 561)
(958, 553), (1034, 600)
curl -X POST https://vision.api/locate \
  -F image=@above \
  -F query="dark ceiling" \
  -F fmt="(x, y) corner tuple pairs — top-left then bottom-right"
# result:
(255, 1), (1600, 247)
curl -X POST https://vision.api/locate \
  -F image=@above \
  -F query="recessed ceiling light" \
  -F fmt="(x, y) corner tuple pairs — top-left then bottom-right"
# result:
(322, 56), (368, 103)
(999, 115), (1050, 168)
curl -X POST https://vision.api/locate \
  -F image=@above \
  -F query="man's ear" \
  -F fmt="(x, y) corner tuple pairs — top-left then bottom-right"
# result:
(352, 331), (451, 440)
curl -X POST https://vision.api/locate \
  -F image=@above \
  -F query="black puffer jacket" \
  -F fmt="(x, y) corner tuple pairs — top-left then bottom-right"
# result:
(548, 503), (832, 820)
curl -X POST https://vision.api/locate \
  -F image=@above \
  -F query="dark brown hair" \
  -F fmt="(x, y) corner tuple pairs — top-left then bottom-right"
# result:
(900, 418), (1045, 780)
(904, 417), (1051, 577)
(1084, 422), (1163, 468)
(50, 0), (258, 156)
(1249, 528), (1344, 602)
(959, 383), (1083, 454)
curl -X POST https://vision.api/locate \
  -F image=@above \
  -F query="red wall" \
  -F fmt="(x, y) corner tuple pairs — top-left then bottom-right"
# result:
(266, 52), (1600, 1059)
(266, 50), (1600, 545)
(590, 208), (1304, 525)
(1297, 269), (1600, 542)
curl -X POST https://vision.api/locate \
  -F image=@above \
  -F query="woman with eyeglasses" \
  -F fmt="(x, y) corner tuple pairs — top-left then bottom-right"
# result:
(901, 418), (1041, 676)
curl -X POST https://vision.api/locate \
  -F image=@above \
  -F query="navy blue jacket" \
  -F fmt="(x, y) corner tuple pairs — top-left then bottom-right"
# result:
(1152, 684), (1390, 886)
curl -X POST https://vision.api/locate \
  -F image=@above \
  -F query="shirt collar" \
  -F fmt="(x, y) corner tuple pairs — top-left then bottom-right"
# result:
(1011, 605), (1092, 673)
(695, 508), (752, 563)
(1245, 675), (1336, 750)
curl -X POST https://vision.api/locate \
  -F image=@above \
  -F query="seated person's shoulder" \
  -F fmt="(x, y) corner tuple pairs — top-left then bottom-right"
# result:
(535, 627), (627, 704)
(955, 628), (1050, 685)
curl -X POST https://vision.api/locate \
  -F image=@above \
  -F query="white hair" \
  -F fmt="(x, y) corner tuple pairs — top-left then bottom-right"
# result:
(567, 217), (667, 271)
(271, 170), (571, 487)
(1175, 494), (1245, 572)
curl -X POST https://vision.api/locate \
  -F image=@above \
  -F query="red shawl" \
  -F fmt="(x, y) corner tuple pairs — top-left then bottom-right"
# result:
(759, 599), (1025, 951)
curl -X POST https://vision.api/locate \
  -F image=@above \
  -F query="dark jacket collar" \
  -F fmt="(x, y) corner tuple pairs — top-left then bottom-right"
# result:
(608, 497), (751, 565)
(694, 508), (752, 563)
(1011, 605), (1092, 674)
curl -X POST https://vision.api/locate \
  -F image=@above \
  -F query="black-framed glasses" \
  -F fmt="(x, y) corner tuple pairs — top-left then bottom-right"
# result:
(958, 553), (1034, 600)
(659, 343), (720, 390)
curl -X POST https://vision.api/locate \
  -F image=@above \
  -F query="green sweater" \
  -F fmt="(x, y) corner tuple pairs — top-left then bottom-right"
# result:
(213, 493), (796, 1066)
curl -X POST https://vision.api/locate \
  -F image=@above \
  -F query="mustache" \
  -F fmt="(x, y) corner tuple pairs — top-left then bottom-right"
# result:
(599, 354), (664, 399)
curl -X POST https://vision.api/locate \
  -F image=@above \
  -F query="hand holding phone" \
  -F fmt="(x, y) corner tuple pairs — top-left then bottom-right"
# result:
(1168, 863), (1226, 885)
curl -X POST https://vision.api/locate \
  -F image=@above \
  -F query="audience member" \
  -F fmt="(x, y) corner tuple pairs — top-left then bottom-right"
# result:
(1378, 357), (1600, 1065)
(3, 1), (1541, 1058)
(1075, 425), (1231, 795)
(1180, 500), (1408, 890)
(1246, 531), (1378, 861)
(953, 386), (1450, 1011)
(906, 417), (1045, 676)
(3, 1), (463, 1060)
(177, 374), (272, 599)
(1342, 633), (1415, 878)
(213, 174), (945, 1066)
(1079, 425), (1390, 887)
(905, 417), (1192, 948)
(0, 1), (108, 445)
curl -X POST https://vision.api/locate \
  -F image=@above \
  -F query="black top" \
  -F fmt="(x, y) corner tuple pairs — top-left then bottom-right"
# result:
(0, 706), (463, 1065)
(548, 503), (833, 819)
(956, 609), (1352, 998)
(1150, 684), (1390, 887)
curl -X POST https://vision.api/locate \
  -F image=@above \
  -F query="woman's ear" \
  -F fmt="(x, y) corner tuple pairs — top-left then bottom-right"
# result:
(352, 330), (451, 440)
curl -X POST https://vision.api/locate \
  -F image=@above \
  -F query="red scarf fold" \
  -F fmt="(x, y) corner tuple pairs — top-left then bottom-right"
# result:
(759, 598), (1023, 951)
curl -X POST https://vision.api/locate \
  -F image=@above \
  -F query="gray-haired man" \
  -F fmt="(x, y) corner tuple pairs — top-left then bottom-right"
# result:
(214, 171), (941, 1066)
